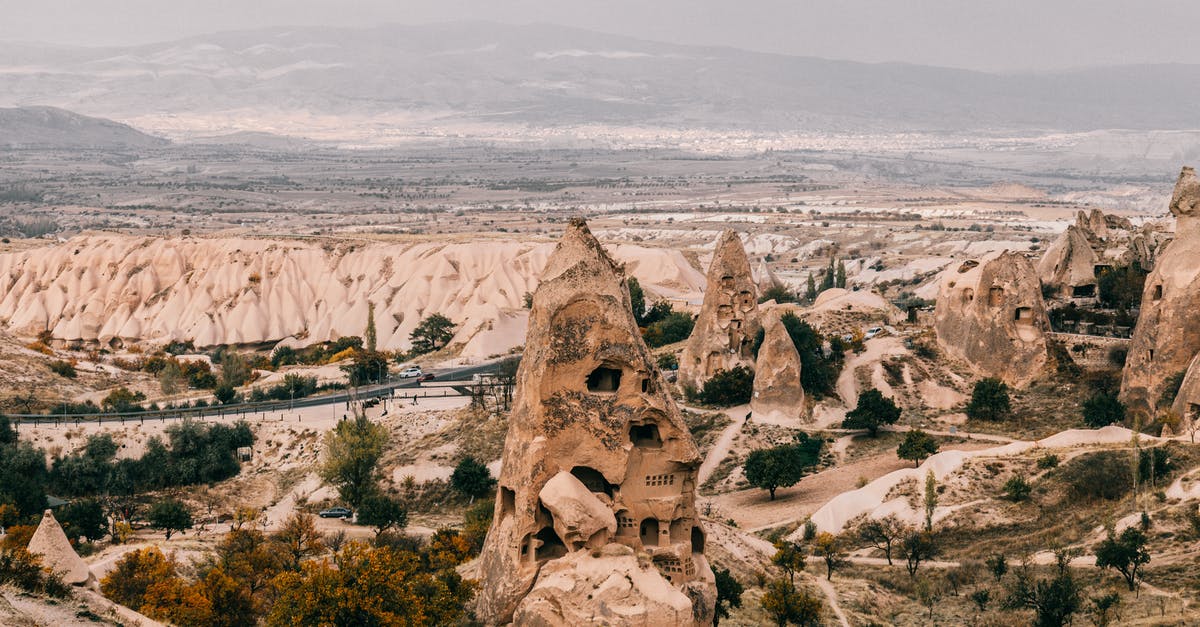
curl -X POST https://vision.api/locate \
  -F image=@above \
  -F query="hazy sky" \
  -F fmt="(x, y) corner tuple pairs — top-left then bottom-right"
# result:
(2, 0), (1198, 71)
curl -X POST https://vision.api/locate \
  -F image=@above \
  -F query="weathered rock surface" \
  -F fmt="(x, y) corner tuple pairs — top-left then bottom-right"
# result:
(476, 218), (714, 626)
(751, 314), (805, 423)
(1039, 208), (1171, 299)
(0, 234), (704, 357)
(934, 251), (1050, 387)
(679, 230), (761, 390)
(1122, 166), (1200, 415)
(1170, 352), (1200, 437)
(754, 259), (781, 293)
(27, 509), (94, 586)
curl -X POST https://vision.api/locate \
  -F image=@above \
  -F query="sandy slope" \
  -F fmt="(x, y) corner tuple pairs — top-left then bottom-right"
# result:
(0, 234), (705, 357)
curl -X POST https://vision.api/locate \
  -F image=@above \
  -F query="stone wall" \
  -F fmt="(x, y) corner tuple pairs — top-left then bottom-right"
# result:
(1048, 332), (1130, 370)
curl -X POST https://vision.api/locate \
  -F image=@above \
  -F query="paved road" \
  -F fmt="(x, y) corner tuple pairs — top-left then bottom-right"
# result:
(11, 358), (515, 424)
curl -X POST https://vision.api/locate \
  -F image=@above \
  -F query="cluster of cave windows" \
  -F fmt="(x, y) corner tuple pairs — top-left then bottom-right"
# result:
(645, 473), (676, 487)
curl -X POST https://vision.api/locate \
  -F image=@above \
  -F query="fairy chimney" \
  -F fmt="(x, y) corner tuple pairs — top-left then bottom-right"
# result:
(476, 218), (716, 626)
(934, 251), (1050, 387)
(751, 314), (805, 423)
(1121, 166), (1200, 416)
(27, 509), (94, 586)
(679, 230), (761, 391)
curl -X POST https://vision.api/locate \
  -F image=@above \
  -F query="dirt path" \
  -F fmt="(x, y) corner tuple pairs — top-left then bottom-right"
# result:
(837, 337), (907, 407)
(695, 404), (750, 485)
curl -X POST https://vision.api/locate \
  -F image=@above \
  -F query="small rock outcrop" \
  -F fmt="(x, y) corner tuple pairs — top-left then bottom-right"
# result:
(934, 251), (1050, 387)
(27, 509), (94, 586)
(1170, 352), (1200, 437)
(476, 218), (715, 626)
(751, 314), (805, 423)
(679, 230), (761, 390)
(1039, 208), (1171, 300)
(754, 259), (781, 294)
(1122, 167), (1200, 416)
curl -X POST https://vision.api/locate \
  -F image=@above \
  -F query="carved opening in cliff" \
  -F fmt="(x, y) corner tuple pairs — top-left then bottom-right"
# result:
(961, 288), (975, 304)
(705, 353), (722, 377)
(640, 518), (660, 547)
(720, 275), (735, 290)
(1014, 307), (1033, 323)
(691, 526), (706, 553)
(586, 366), (622, 393)
(1094, 264), (1113, 277)
(958, 260), (979, 273)
(499, 487), (515, 521)
(988, 287), (1004, 307)
(1153, 285), (1163, 300)
(616, 511), (636, 537)
(737, 290), (754, 311)
(519, 532), (533, 561)
(630, 422), (663, 448)
(534, 525), (566, 561)
(570, 466), (615, 497)
(1072, 284), (1096, 298)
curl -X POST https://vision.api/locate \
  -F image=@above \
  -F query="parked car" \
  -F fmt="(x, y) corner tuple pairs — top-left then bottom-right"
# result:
(865, 327), (884, 339)
(417, 373), (437, 382)
(398, 367), (423, 378)
(319, 507), (353, 519)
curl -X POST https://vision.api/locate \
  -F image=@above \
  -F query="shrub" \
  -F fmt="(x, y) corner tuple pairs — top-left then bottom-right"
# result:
(643, 311), (695, 347)
(1002, 475), (1032, 502)
(656, 353), (678, 370)
(699, 366), (755, 406)
(1082, 392), (1125, 428)
(1061, 451), (1131, 501)
(450, 456), (497, 501)
(47, 360), (77, 378)
(966, 378), (1011, 421)
(1036, 454), (1060, 469)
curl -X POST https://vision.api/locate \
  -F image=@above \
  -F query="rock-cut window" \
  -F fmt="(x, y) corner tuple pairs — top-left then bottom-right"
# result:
(586, 366), (622, 393)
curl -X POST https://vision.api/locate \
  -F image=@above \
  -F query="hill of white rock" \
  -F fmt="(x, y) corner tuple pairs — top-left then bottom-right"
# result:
(0, 234), (705, 357)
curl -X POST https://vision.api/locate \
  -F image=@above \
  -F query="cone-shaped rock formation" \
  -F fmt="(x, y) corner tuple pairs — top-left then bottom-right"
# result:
(476, 218), (715, 626)
(751, 314), (805, 423)
(934, 251), (1050, 387)
(679, 230), (761, 390)
(1122, 166), (1200, 416)
(27, 509), (93, 586)
(1038, 224), (1101, 299)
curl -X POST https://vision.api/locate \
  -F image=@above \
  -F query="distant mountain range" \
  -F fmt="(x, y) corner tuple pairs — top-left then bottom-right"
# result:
(2, 21), (1199, 134)
(0, 106), (168, 148)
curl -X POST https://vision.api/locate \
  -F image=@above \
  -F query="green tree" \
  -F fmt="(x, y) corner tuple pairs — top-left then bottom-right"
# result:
(147, 499), (193, 540)
(340, 350), (389, 386)
(1097, 264), (1148, 310)
(1082, 392), (1125, 428)
(409, 313), (456, 355)
(923, 471), (938, 531)
(102, 387), (146, 413)
(842, 389), (900, 436)
(214, 383), (237, 405)
(835, 260), (847, 288)
(897, 429), (939, 466)
(759, 284), (797, 304)
(966, 378), (1012, 421)
(450, 456), (497, 502)
(1094, 527), (1150, 591)
(627, 277), (646, 323)
(357, 493), (408, 538)
(1002, 474), (1033, 502)
(805, 272), (817, 302)
(58, 499), (107, 542)
(743, 436), (823, 500)
(771, 540), (807, 585)
(1003, 557), (1082, 627)
(319, 415), (388, 509)
(986, 553), (1008, 581)
(713, 567), (744, 627)
(643, 311), (695, 347)
(856, 514), (908, 565)
(699, 366), (755, 406)
(219, 351), (253, 388)
(779, 313), (841, 398)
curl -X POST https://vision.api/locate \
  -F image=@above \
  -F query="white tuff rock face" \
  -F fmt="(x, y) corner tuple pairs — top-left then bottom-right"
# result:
(0, 234), (704, 357)
(1122, 166), (1200, 415)
(751, 313), (805, 423)
(476, 218), (715, 626)
(934, 251), (1050, 387)
(27, 509), (94, 586)
(679, 229), (761, 391)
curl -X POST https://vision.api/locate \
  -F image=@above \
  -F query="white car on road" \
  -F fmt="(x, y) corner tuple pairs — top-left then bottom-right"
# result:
(398, 366), (423, 379)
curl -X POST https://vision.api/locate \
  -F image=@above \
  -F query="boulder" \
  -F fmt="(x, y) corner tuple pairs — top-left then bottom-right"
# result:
(475, 218), (714, 626)
(934, 251), (1050, 387)
(512, 544), (716, 627)
(1122, 166), (1200, 416)
(679, 230), (761, 390)
(538, 471), (618, 551)
(27, 509), (94, 586)
(751, 314), (805, 423)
